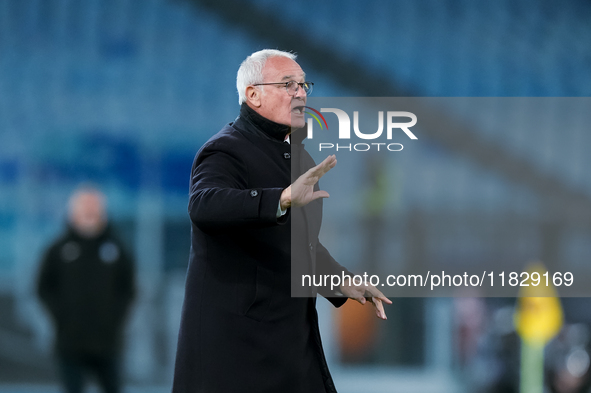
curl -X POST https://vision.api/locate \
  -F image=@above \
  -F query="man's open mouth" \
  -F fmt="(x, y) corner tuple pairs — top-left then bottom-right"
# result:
(292, 106), (305, 114)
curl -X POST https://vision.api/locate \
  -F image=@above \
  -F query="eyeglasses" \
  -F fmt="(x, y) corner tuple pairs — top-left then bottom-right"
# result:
(252, 81), (314, 96)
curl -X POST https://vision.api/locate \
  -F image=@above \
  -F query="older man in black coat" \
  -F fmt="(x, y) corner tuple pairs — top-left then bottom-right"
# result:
(172, 49), (390, 393)
(38, 187), (135, 393)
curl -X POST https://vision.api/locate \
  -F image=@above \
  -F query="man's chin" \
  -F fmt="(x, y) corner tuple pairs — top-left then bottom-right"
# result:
(290, 116), (306, 130)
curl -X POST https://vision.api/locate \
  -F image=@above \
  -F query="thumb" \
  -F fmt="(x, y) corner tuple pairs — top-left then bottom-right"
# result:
(311, 190), (330, 201)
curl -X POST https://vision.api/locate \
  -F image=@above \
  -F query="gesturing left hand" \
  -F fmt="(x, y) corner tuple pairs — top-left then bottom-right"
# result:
(280, 154), (337, 210)
(339, 282), (392, 320)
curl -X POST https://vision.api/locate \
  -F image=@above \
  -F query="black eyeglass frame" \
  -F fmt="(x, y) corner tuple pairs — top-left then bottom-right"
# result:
(251, 81), (314, 96)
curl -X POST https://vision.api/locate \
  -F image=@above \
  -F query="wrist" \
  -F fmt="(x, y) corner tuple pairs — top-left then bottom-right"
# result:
(280, 187), (291, 210)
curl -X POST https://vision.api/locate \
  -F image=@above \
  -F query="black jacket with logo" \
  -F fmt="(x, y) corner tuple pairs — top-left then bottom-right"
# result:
(37, 225), (135, 357)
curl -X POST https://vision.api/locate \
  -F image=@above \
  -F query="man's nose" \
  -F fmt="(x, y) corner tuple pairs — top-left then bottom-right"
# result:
(294, 84), (307, 99)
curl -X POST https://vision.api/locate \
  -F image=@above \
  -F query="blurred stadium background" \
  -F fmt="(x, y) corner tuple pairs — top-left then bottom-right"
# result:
(1, 0), (591, 392)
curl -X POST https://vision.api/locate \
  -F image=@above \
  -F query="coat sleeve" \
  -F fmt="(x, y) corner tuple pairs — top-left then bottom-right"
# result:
(37, 245), (61, 320)
(189, 144), (287, 231)
(113, 241), (136, 325)
(315, 242), (351, 308)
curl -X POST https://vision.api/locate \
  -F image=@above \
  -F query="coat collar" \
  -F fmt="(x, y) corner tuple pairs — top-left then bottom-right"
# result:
(238, 104), (290, 143)
(236, 104), (308, 145)
(66, 223), (110, 241)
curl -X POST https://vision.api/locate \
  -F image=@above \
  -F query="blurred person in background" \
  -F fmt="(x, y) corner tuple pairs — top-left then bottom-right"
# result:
(546, 300), (591, 393)
(37, 186), (136, 393)
(172, 49), (390, 393)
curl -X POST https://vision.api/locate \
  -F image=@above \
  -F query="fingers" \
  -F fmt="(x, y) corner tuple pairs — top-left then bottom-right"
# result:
(344, 285), (389, 320)
(361, 285), (390, 319)
(325, 154), (337, 169)
(320, 154), (337, 167)
(371, 297), (387, 320)
(365, 286), (392, 305)
(299, 155), (336, 188)
(347, 288), (367, 305)
(309, 155), (336, 179)
(355, 294), (387, 319)
(373, 294), (392, 305)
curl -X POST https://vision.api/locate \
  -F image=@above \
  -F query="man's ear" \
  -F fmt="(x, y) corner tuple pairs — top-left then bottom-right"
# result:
(245, 85), (261, 108)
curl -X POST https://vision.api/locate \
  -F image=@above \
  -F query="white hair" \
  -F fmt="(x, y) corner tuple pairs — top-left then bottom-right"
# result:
(236, 49), (297, 105)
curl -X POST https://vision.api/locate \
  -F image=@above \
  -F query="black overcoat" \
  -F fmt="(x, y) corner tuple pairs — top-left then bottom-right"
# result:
(172, 104), (350, 393)
(37, 225), (135, 357)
